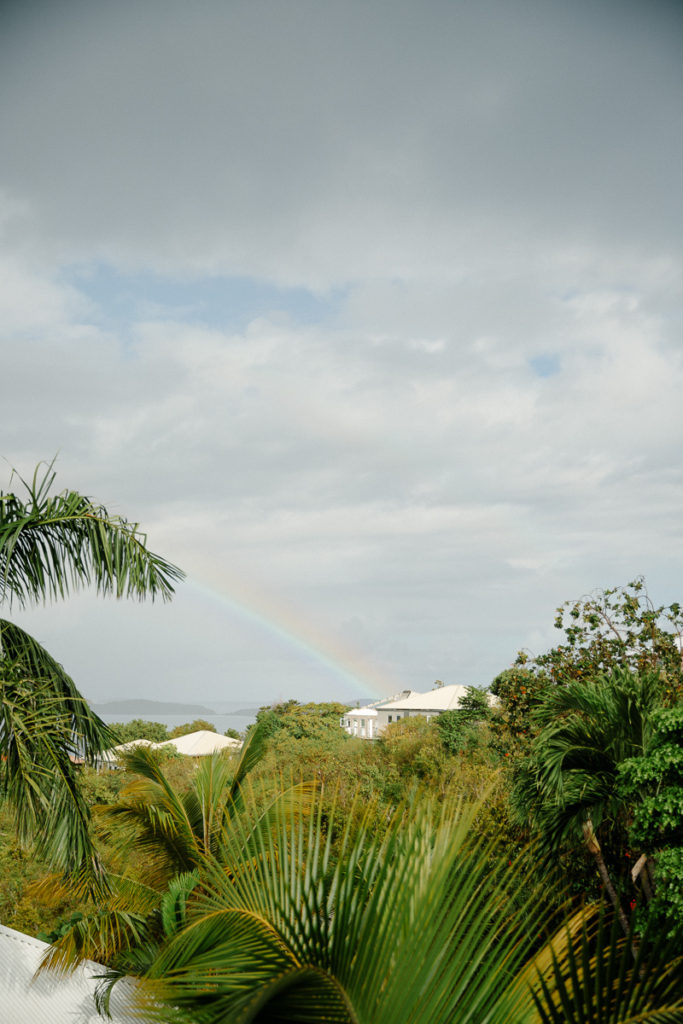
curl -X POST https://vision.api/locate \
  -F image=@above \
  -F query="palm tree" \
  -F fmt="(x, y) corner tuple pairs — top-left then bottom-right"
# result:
(40, 719), (299, 975)
(511, 668), (665, 935)
(42, 754), (683, 1022)
(97, 718), (275, 884)
(0, 459), (183, 889)
(108, 786), (683, 1024)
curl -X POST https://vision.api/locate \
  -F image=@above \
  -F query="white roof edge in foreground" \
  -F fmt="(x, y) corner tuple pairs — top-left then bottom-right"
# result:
(0, 923), (151, 1023)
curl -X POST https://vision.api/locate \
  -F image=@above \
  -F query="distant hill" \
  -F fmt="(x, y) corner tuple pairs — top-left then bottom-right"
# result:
(90, 699), (217, 717)
(211, 700), (265, 714)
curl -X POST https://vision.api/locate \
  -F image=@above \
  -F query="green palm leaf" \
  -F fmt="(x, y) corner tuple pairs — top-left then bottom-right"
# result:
(136, 788), (546, 1024)
(0, 619), (115, 890)
(0, 460), (184, 884)
(0, 459), (184, 606)
(529, 911), (683, 1023)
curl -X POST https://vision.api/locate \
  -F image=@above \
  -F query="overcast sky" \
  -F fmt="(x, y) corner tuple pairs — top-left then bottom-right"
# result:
(1, 0), (682, 706)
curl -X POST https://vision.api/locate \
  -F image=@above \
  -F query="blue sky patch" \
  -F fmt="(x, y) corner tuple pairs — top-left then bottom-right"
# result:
(62, 263), (344, 334)
(529, 353), (561, 378)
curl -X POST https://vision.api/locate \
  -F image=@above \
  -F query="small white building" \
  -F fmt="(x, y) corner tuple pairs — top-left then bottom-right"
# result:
(341, 684), (492, 739)
(341, 706), (379, 739)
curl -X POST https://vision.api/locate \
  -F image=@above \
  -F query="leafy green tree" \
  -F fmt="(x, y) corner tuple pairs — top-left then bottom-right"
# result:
(512, 669), (665, 936)
(489, 666), (550, 752)
(517, 578), (683, 697)
(435, 685), (492, 755)
(618, 703), (683, 935)
(250, 701), (350, 767)
(169, 719), (217, 738)
(109, 719), (170, 744)
(224, 727), (241, 740)
(0, 461), (183, 890)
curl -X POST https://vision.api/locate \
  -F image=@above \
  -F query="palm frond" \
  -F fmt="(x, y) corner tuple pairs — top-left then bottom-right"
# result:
(0, 618), (115, 754)
(0, 621), (115, 893)
(225, 717), (276, 815)
(0, 459), (184, 606)
(134, 787), (548, 1024)
(40, 908), (153, 974)
(529, 910), (683, 1023)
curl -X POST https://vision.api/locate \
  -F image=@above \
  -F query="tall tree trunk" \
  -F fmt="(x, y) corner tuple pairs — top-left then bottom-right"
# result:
(583, 820), (631, 938)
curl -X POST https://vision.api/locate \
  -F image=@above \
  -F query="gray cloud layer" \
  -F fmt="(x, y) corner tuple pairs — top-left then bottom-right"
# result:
(1, 0), (682, 702)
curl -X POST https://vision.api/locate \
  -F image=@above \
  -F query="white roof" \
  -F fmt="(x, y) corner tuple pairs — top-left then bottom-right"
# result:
(381, 684), (478, 712)
(158, 730), (242, 756)
(114, 738), (156, 753)
(98, 738), (156, 764)
(345, 707), (378, 718)
(0, 923), (148, 1023)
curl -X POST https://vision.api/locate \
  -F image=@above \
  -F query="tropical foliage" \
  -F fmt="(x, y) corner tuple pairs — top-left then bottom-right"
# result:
(618, 702), (683, 934)
(515, 577), (683, 696)
(4, 566), (682, 1022)
(511, 669), (672, 935)
(109, 719), (171, 744)
(41, 718), (281, 975)
(0, 460), (183, 889)
(58, 783), (683, 1024)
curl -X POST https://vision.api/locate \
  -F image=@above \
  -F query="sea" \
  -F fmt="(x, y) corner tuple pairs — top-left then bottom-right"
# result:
(94, 708), (261, 737)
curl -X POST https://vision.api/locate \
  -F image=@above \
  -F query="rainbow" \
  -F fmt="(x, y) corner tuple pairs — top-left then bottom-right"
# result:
(186, 576), (404, 701)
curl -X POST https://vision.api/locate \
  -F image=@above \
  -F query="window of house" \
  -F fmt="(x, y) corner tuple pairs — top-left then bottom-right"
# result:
(388, 715), (392, 723)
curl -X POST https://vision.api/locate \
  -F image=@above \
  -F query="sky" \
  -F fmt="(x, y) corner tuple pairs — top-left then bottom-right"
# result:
(1, 0), (682, 707)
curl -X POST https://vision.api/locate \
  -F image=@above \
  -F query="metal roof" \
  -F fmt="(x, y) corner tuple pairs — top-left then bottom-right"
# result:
(0, 924), (151, 1023)
(380, 683), (472, 712)
(157, 729), (242, 755)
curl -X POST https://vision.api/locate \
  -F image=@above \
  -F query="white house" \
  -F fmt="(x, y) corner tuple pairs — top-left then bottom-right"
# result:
(340, 690), (413, 739)
(341, 706), (379, 739)
(341, 684), (492, 739)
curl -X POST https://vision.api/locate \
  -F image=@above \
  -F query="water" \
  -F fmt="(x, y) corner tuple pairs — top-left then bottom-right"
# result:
(96, 709), (260, 737)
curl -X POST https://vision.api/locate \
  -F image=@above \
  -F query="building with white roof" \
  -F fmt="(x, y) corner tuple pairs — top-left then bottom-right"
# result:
(157, 729), (242, 756)
(100, 730), (242, 767)
(341, 705), (379, 739)
(341, 684), (493, 739)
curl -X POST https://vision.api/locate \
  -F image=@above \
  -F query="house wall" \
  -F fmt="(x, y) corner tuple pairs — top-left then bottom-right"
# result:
(340, 714), (376, 739)
(342, 709), (439, 739)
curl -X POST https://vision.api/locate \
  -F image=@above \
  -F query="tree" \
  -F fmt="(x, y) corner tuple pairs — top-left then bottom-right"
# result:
(109, 720), (170, 744)
(489, 666), (550, 752)
(169, 719), (217, 738)
(511, 668), (666, 936)
(101, 786), (683, 1024)
(0, 460), (183, 889)
(618, 702), (683, 936)
(516, 578), (683, 697)
(42, 719), (302, 983)
(435, 685), (491, 755)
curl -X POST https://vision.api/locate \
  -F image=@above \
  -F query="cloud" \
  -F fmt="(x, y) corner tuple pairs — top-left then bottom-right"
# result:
(1, 1), (682, 702)
(1, 0), (681, 284)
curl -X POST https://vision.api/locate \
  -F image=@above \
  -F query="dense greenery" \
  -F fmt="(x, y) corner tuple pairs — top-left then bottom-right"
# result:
(618, 702), (683, 934)
(109, 719), (171, 744)
(2, 566), (682, 1021)
(169, 719), (217, 738)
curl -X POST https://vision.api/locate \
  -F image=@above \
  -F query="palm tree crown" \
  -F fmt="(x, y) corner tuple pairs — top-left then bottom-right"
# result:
(0, 460), (184, 889)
